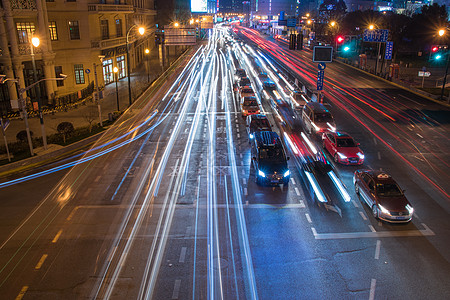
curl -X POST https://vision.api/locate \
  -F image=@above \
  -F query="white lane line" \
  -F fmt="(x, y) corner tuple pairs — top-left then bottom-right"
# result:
(244, 187), (248, 196)
(242, 169), (245, 175)
(52, 230), (63, 243)
(352, 200), (359, 208)
(35, 254), (48, 270)
(298, 200), (305, 208)
(236, 128), (240, 133)
(417, 133), (423, 138)
(242, 178), (246, 185)
(291, 178), (296, 185)
(377, 152), (381, 160)
(374, 240), (381, 259)
(305, 213), (312, 223)
(373, 138), (377, 145)
(369, 279), (376, 300)
(359, 211), (367, 221)
(237, 133), (240, 138)
(179, 247), (187, 263)
(240, 153), (243, 159)
(311, 227), (317, 236)
(169, 128), (173, 134)
(94, 176), (101, 183)
(294, 187), (301, 196)
(369, 225), (376, 232)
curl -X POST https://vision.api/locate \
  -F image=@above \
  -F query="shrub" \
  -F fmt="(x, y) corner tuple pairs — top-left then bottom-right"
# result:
(16, 130), (33, 142)
(57, 122), (74, 144)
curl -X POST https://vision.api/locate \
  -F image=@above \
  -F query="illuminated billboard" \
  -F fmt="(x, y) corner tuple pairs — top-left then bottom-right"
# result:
(191, 0), (207, 12)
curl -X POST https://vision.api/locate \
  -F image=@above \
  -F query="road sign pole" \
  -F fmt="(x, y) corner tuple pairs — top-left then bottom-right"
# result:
(0, 118), (11, 162)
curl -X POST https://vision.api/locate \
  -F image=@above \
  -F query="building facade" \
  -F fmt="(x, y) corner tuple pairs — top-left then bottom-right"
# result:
(0, 0), (155, 113)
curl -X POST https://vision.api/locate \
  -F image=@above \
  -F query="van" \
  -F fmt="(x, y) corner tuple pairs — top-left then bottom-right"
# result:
(251, 131), (290, 185)
(241, 96), (260, 117)
(301, 102), (336, 134)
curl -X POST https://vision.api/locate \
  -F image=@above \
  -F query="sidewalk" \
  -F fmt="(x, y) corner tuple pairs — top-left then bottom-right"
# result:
(1, 48), (183, 145)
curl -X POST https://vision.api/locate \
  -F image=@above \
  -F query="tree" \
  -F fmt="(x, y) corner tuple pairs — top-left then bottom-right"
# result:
(16, 130), (33, 143)
(57, 122), (74, 144)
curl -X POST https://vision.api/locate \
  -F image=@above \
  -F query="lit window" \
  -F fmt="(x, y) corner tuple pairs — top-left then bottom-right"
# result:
(49, 21), (58, 41)
(74, 64), (85, 84)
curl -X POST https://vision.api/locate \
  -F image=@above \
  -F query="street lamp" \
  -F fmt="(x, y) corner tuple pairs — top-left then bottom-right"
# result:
(126, 25), (145, 107)
(438, 28), (450, 102)
(369, 24), (374, 30)
(113, 67), (119, 111)
(174, 22), (179, 28)
(30, 35), (48, 150)
(145, 48), (150, 83)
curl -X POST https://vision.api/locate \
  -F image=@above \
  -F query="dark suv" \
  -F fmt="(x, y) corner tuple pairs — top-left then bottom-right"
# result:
(246, 114), (271, 139)
(251, 131), (290, 185)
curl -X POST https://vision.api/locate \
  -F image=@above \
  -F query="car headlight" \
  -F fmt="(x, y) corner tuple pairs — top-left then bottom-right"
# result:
(284, 170), (290, 177)
(357, 152), (364, 159)
(338, 152), (347, 159)
(258, 170), (265, 177)
(249, 133), (254, 139)
(378, 204), (390, 214)
(311, 122), (320, 131)
(406, 204), (414, 215)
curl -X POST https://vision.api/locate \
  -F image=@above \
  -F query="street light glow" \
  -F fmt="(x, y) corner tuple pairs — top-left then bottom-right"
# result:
(174, 22), (179, 27)
(439, 29), (445, 36)
(31, 37), (40, 47)
(369, 24), (374, 30)
(145, 48), (150, 54)
(138, 27), (145, 35)
(330, 21), (336, 27)
(113, 67), (119, 73)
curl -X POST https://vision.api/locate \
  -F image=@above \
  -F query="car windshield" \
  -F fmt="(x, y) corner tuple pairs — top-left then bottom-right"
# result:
(376, 183), (403, 197)
(252, 119), (270, 129)
(259, 147), (285, 161)
(315, 113), (333, 123)
(244, 100), (257, 106)
(337, 138), (357, 147)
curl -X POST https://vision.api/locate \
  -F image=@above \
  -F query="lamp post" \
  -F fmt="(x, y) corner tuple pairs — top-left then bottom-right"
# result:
(126, 25), (145, 107)
(438, 28), (450, 102)
(145, 48), (150, 83)
(113, 67), (119, 111)
(30, 35), (48, 150)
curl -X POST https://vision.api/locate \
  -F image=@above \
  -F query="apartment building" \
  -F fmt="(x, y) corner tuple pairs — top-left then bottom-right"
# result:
(0, 0), (155, 112)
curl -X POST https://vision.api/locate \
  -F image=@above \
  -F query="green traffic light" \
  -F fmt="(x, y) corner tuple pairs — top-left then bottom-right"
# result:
(436, 54), (442, 60)
(344, 46), (350, 52)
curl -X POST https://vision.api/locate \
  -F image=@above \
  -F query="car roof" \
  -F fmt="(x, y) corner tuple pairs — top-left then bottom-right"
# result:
(249, 114), (268, 120)
(254, 131), (281, 146)
(363, 170), (397, 184)
(331, 131), (351, 138)
(305, 102), (330, 113)
(243, 96), (257, 100)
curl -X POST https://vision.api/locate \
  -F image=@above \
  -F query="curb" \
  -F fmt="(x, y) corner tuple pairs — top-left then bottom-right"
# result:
(334, 59), (450, 108)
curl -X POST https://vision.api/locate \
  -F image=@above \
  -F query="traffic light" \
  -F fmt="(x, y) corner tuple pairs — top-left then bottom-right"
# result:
(336, 36), (344, 44)
(430, 45), (448, 61)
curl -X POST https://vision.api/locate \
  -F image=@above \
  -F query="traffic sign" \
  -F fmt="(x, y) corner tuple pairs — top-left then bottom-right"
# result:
(0, 118), (9, 131)
(363, 29), (389, 42)
(418, 71), (431, 77)
(317, 70), (324, 91)
(385, 41), (393, 60)
(318, 62), (326, 70)
(313, 46), (333, 63)
(85, 69), (91, 74)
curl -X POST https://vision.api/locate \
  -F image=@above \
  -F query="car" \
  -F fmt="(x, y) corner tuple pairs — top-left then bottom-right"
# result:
(322, 131), (364, 165)
(238, 76), (251, 88)
(353, 170), (414, 223)
(235, 68), (247, 80)
(302, 102), (336, 135)
(263, 79), (276, 90)
(241, 96), (260, 117)
(246, 114), (271, 139)
(239, 86), (255, 101)
(251, 131), (290, 185)
(290, 90), (307, 108)
(258, 72), (269, 81)
(270, 97), (288, 110)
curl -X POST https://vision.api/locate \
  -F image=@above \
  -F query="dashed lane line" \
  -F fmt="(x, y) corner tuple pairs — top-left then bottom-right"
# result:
(369, 225), (376, 232)
(179, 247), (187, 263)
(15, 286), (28, 300)
(374, 240), (381, 260)
(52, 230), (63, 243)
(35, 254), (48, 270)
(369, 279), (376, 300)
(172, 279), (181, 299)
(305, 213), (312, 224)
(359, 211), (368, 221)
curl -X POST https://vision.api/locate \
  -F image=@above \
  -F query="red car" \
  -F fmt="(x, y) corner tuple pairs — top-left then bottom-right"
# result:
(353, 170), (414, 223)
(322, 131), (364, 165)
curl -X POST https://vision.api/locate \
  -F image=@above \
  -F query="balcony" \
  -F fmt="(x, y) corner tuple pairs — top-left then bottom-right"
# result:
(87, 4), (134, 13)
(91, 37), (127, 49)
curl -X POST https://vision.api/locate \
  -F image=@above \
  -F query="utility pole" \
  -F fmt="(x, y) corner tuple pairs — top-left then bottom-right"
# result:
(93, 63), (103, 127)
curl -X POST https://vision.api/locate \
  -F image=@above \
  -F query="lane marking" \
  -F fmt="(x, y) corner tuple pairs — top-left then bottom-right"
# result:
(373, 138), (377, 145)
(369, 279), (376, 300)
(311, 227), (317, 236)
(359, 211), (367, 220)
(15, 286), (28, 300)
(242, 178), (246, 185)
(240, 153), (243, 159)
(377, 152), (381, 160)
(35, 254), (48, 270)
(172, 279), (181, 299)
(237, 133), (240, 138)
(291, 178), (296, 185)
(185, 226), (191, 239)
(52, 230), (63, 243)
(66, 207), (78, 221)
(369, 225), (376, 232)
(244, 187), (248, 196)
(294, 187), (301, 196)
(83, 188), (92, 198)
(313, 226), (435, 239)
(374, 240), (381, 259)
(179, 247), (187, 263)
(352, 200), (359, 208)
(305, 213), (312, 223)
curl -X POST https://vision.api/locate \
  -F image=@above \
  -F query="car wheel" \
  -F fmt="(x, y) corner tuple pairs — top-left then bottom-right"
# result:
(334, 154), (339, 163)
(372, 205), (379, 219)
